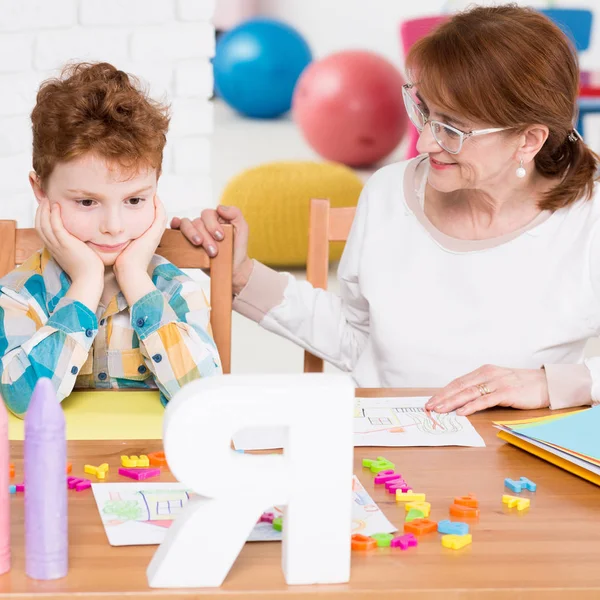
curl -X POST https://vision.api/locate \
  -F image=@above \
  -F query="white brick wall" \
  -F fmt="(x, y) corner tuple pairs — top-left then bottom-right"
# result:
(0, 0), (215, 227)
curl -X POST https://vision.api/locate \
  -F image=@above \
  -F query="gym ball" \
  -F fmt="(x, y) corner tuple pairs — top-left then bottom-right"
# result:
(214, 18), (312, 119)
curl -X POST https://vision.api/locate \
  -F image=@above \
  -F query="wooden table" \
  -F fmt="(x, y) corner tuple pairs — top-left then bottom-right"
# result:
(1, 389), (600, 599)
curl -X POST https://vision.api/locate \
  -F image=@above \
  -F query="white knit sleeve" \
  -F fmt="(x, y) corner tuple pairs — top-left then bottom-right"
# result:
(247, 186), (371, 372)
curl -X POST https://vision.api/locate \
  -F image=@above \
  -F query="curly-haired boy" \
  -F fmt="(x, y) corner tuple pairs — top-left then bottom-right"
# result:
(0, 62), (221, 417)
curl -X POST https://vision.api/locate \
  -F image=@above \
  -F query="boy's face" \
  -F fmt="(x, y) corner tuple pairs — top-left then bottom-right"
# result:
(31, 153), (157, 267)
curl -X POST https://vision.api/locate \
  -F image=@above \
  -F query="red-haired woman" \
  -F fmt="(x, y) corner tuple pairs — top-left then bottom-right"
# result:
(176, 5), (600, 416)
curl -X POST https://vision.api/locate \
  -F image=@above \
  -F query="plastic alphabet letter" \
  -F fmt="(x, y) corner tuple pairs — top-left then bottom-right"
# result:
(437, 520), (469, 536)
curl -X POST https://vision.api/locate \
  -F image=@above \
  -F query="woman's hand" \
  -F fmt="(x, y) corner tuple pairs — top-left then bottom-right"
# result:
(424, 365), (550, 416)
(170, 205), (253, 294)
(114, 195), (167, 279)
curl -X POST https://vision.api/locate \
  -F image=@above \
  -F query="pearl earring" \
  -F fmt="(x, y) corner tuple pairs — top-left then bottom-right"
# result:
(516, 158), (526, 178)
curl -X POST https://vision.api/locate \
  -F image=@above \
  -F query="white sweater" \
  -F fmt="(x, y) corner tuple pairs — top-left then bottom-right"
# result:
(234, 156), (600, 410)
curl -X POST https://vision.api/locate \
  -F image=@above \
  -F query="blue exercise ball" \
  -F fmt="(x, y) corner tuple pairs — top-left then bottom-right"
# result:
(213, 18), (312, 119)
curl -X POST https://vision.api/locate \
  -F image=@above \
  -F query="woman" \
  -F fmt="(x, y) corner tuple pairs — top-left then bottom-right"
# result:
(172, 5), (600, 416)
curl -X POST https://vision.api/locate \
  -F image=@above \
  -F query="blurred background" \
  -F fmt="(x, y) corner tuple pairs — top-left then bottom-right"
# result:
(1, 0), (599, 372)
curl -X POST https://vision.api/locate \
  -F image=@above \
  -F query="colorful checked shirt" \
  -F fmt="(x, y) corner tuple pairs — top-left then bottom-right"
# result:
(0, 248), (221, 417)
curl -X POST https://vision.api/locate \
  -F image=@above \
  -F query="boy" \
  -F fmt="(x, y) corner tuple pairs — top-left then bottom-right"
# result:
(0, 62), (221, 417)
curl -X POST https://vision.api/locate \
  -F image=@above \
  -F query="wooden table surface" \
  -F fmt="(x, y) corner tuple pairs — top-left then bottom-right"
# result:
(1, 389), (599, 599)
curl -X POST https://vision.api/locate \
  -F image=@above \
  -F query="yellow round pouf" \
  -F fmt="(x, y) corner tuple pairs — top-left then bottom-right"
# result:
(220, 161), (363, 267)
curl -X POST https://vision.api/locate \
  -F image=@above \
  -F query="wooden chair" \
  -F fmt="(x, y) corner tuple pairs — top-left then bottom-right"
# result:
(0, 222), (234, 374)
(304, 198), (356, 373)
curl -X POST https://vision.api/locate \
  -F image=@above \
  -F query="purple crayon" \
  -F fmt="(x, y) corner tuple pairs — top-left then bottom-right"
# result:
(0, 399), (10, 574)
(24, 378), (68, 580)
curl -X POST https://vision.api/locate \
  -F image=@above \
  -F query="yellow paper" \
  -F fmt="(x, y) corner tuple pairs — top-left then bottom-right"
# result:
(8, 390), (163, 441)
(493, 410), (587, 427)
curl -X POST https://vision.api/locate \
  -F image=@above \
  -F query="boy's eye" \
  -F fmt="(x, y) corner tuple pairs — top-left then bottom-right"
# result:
(126, 197), (145, 206)
(77, 199), (95, 207)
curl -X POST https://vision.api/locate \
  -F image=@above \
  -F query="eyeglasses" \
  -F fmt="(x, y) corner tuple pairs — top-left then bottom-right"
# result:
(402, 84), (511, 154)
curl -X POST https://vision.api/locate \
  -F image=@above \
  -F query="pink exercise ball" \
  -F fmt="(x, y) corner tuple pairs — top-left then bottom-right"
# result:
(292, 50), (408, 167)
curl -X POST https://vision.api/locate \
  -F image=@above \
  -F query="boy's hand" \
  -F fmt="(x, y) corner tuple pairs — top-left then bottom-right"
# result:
(36, 199), (104, 281)
(35, 200), (105, 310)
(114, 195), (167, 278)
(114, 196), (167, 305)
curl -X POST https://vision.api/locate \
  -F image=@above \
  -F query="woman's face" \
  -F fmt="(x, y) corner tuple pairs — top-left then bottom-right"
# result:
(415, 93), (520, 194)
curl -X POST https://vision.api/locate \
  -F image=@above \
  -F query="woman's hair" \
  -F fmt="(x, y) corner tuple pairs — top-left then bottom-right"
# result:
(405, 4), (599, 211)
(31, 61), (170, 187)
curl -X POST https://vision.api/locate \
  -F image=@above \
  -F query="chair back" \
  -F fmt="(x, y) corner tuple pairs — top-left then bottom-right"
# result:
(0, 222), (233, 373)
(304, 199), (356, 373)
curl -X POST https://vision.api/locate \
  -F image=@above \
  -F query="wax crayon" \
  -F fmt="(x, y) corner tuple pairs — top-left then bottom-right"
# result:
(25, 378), (68, 580)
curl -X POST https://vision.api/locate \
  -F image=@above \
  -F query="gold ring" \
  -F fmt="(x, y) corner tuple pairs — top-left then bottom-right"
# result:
(477, 383), (491, 396)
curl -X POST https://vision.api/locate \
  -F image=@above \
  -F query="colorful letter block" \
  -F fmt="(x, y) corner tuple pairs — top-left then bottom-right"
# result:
(259, 512), (274, 524)
(147, 451), (169, 467)
(362, 456), (395, 473)
(405, 501), (431, 517)
(121, 455), (150, 468)
(67, 477), (91, 492)
(454, 494), (478, 508)
(396, 490), (426, 503)
(373, 470), (401, 485)
(518, 477), (537, 492)
(351, 534), (377, 551)
(84, 463), (109, 480)
(391, 533), (418, 550)
(502, 494), (530, 511)
(504, 478), (523, 493)
(442, 534), (472, 550)
(449, 503), (479, 519)
(438, 519), (469, 536)
(404, 518), (438, 535)
(371, 533), (394, 547)
(405, 509), (425, 522)
(118, 467), (161, 481)
(386, 481), (411, 495)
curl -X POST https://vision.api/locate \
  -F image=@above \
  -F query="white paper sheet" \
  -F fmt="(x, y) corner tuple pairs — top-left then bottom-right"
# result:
(91, 476), (396, 546)
(233, 396), (485, 450)
(353, 396), (485, 447)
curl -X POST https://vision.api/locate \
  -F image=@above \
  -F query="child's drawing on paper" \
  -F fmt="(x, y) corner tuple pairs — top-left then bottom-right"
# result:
(354, 397), (485, 447)
(102, 489), (191, 528)
(357, 405), (463, 435)
(92, 477), (396, 547)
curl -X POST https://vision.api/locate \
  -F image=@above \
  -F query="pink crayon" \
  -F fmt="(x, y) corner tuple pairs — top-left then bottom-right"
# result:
(24, 378), (68, 580)
(0, 399), (10, 574)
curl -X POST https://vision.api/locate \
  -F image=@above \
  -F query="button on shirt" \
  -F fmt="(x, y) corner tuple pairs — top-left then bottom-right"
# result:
(0, 249), (222, 417)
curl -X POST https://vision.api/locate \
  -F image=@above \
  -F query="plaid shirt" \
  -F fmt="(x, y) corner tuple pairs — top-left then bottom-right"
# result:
(0, 248), (221, 417)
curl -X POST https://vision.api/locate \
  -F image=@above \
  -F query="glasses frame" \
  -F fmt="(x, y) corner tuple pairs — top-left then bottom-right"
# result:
(402, 84), (511, 154)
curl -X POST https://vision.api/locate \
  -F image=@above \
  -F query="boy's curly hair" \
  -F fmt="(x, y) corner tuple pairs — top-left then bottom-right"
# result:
(31, 62), (170, 187)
